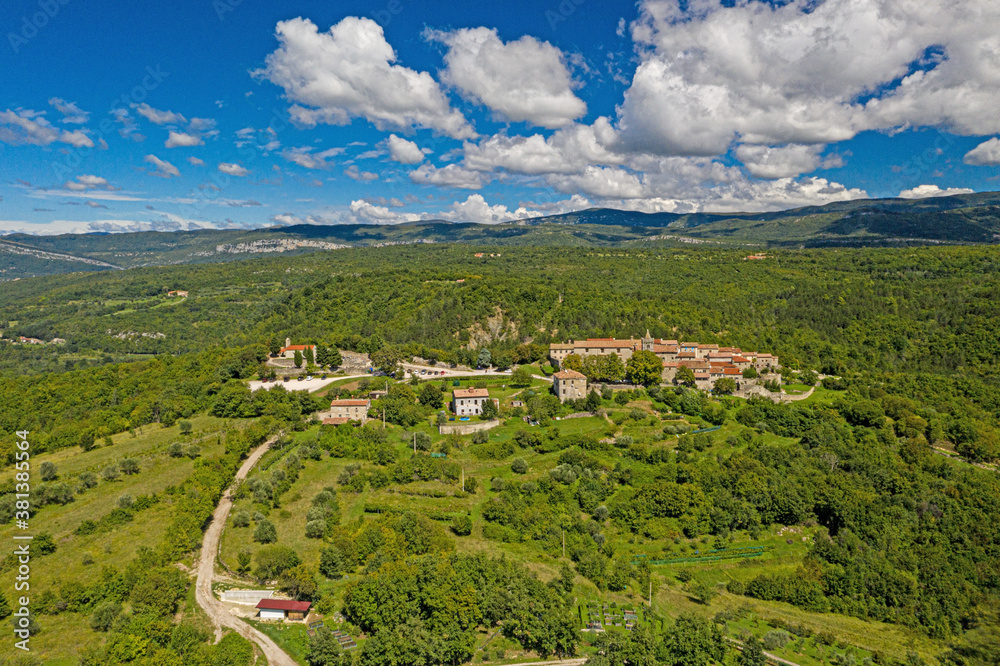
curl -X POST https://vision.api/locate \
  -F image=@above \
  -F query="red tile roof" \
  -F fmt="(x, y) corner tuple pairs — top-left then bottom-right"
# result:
(553, 369), (586, 380)
(330, 399), (370, 407)
(454, 388), (490, 398)
(256, 599), (312, 612)
(281, 345), (316, 352)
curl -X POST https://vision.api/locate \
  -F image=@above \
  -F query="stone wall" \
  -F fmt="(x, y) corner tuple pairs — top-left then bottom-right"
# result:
(439, 419), (500, 435)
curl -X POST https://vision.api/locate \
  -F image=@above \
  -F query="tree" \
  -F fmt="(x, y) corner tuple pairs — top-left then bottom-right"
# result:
(254, 545), (301, 581)
(626, 350), (663, 387)
(40, 461), (57, 481)
(328, 347), (343, 368)
(659, 614), (727, 666)
(418, 383), (443, 408)
(307, 631), (353, 666)
(477, 348), (492, 368)
(739, 634), (766, 666)
(294, 350), (303, 368)
(562, 353), (584, 373)
(481, 398), (499, 420)
(714, 377), (737, 395)
(742, 366), (759, 379)
(319, 545), (344, 579)
(304, 346), (315, 366)
(254, 519), (278, 544)
(178, 419), (193, 435)
(689, 579), (718, 604)
(511, 458), (528, 474)
(510, 366), (533, 387)
(268, 336), (282, 357)
(493, 352), (512, 371)
(586, 389), (602, 412)
(120, 458), (140, 475)
(279, 564), (318, 600)
(677, 366), (697, 387)
(371, 347), (405, 375)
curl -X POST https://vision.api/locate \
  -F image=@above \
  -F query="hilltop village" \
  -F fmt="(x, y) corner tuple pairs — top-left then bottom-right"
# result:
(550, 331), (779, 393)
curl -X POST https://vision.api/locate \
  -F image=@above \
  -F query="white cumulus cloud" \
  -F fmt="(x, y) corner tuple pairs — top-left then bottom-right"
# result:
(735, 144), (842, 180)
(218, 162), (250, 177)
(428, 27), (586, 129)
(386, 134), (425, 164)
(618, 0), (1000, 156)
(963, 138), (1000, 166)
(256, 17), (475, 139)
(898, 184), (974, 199)
(410, 163), (486, 190)
(165, 131), (204, 148)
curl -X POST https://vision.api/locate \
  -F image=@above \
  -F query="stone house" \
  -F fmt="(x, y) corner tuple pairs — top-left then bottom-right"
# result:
(453, 388), (493, 416)
(553, 369), (587, 403)
(329, 398), (371, 423)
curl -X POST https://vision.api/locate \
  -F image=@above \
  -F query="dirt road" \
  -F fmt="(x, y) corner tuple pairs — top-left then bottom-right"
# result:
(194, 436), (298, 666)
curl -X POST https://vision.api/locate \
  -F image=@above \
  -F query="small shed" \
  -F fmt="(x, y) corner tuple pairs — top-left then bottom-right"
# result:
(256, 599), (312, 622)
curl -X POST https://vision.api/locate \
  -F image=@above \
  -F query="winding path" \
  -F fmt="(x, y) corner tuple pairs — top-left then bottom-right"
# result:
(194, 435), (297, 666)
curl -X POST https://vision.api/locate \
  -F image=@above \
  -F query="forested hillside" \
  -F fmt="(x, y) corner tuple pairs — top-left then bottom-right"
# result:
(1, 244), (999, 665)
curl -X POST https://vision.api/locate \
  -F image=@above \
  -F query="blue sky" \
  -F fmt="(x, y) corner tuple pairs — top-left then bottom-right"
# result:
(1, 0), (998, 234)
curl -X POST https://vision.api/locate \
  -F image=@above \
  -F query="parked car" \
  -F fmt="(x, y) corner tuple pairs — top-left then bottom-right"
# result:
(306, 375), (313, 381)
(297, 376), (304, 381)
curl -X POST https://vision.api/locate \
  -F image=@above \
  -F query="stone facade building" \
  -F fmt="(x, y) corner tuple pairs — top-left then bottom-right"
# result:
(329, 398), (370, 423)
(553, 369), (587, 403)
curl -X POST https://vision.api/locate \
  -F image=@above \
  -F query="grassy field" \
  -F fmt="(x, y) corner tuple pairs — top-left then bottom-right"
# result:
(0, 416), (234, 664)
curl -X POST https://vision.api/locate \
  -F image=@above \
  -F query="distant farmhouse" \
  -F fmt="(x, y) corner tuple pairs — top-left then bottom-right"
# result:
(327, 398), (371, 425)
(550, 331), (779, 392)
(553, 369), (587, 403)
(452, 388), (496, 416)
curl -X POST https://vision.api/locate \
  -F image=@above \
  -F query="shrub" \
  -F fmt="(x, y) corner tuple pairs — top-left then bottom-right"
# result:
(232, 510), (251, 528)
(451, 514), (473, 536)
(254, 519), (278, 544)
(510, 458), (528, 474)
(763, 631), (790, 650)
(120, 458), (140, 475)
(40, 461), (57, 481)
(472, 430), (489, 445)
(305, 520), (328, 539)
(89, 601), (121, 632)
(101, 464), (119, 482)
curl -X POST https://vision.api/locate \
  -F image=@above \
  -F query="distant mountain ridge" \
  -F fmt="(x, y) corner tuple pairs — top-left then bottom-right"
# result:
(3, 191), (999, 280)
